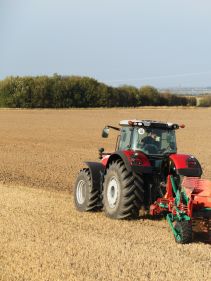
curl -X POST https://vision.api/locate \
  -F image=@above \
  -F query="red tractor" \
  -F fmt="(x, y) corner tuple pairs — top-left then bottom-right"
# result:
(74, 120), (211, 243)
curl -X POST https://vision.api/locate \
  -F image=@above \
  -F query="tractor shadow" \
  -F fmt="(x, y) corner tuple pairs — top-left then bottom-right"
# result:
(193, 232), (211, 244)
(138, 212), (166, 221)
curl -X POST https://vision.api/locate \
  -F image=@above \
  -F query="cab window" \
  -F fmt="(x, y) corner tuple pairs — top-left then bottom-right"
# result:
(118, 127), (132, 150)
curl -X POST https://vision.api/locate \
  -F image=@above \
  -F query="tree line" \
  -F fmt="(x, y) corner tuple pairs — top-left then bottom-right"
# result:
(197, 95), (211, 107)
(0, 75), (197, 108)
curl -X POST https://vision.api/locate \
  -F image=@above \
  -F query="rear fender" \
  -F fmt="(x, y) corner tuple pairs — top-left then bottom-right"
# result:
(104, 150), (152, 174)
(84, 162), (105, 191)
(105, 151), (132, 171)
(169, 154), (202, 177)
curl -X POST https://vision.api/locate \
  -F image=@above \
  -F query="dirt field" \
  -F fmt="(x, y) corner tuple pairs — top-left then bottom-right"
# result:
(0, 184), (210, 281)
(0, 108), (211, 281)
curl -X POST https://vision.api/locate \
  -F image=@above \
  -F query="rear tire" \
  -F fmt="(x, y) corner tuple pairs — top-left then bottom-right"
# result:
(174, 221), (192, 244)
(74, 168), (101, 211)
(103, 160), (144, 219)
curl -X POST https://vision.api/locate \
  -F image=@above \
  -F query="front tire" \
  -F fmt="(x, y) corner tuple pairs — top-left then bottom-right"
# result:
(103, 160), (144, 219)
(74, 168), (101, 211)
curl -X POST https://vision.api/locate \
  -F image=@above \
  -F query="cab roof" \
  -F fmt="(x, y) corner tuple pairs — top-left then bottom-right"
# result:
(119, 120), (179, 130)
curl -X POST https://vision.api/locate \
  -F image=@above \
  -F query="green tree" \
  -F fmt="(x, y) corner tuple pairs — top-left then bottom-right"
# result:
(139, 86), (160, 105)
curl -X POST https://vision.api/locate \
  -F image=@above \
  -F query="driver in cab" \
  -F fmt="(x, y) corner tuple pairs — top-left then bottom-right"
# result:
(141, 130), (160, 148)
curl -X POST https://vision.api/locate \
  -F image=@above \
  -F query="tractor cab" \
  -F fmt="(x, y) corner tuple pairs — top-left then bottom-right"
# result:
(118, 120), (177, 156)
(102, 120), (180, 158)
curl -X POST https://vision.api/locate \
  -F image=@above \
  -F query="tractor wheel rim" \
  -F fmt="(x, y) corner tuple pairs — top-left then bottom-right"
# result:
(107, 176), (119, 208)
(76, 180), (86, 204)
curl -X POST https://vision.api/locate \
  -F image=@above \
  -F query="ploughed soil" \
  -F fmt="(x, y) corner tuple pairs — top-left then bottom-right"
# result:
(0, 108), (211, 281)
(0, 184), (210, 281)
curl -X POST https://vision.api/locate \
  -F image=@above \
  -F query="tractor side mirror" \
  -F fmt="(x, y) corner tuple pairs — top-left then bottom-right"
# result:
(102, 127), (110, 138)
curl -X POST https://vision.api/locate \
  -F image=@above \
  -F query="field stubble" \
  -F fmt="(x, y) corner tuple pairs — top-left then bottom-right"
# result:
(0, 108), (211, 281)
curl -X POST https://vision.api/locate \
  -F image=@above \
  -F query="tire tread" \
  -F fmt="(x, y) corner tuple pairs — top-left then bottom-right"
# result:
(103, 160), (144, 219)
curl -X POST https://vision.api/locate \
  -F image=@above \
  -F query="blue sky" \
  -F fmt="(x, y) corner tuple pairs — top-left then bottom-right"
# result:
(1, 0), (211, 87)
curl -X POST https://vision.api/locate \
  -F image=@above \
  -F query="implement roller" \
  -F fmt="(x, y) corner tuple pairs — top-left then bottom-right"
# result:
(150, 176), (211, 243)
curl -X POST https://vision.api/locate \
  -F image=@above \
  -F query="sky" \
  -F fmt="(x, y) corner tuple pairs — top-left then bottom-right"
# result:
(1, 0), (211, 88)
